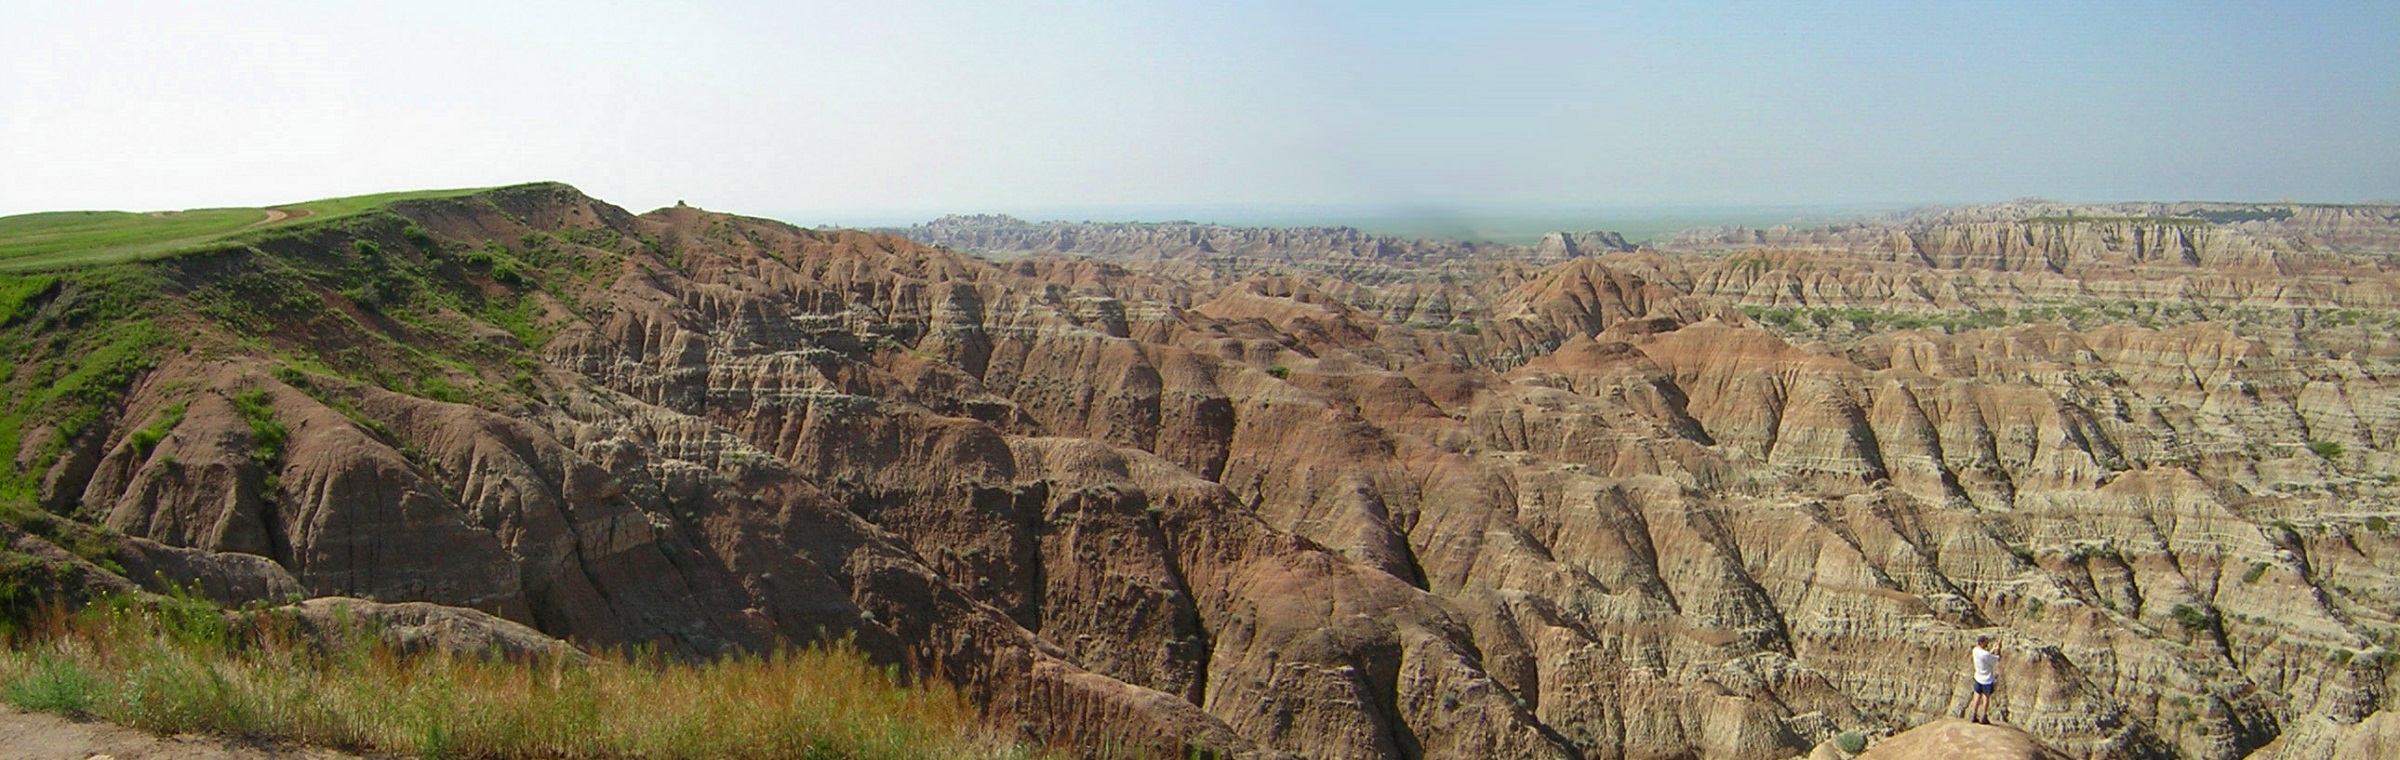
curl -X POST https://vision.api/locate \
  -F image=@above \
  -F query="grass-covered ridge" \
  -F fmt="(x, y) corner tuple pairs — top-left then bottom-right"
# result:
(1, 598), (1034, 759)
(0, 183), (601, 510)
(0, 186), (496, 272)
(0, 209), (267, 268)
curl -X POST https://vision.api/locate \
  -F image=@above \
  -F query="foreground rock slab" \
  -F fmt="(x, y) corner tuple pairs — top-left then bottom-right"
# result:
(1858, 718), (2068, 760)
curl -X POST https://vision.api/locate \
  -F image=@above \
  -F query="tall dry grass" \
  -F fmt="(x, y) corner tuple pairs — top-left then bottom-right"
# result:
(0, 598), (1036, 759)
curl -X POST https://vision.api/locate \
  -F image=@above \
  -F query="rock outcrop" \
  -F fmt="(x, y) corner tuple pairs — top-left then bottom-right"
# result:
(1858, 718), (2071, 760)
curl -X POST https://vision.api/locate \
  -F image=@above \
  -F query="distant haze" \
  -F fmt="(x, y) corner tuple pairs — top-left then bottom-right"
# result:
(3, 1), (2395, 221)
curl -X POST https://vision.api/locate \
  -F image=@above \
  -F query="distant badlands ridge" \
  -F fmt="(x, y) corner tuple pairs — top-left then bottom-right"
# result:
(11, 184), (2400, 759)
(889, 199), (2400, 267)
(887, 213), (1635, 264)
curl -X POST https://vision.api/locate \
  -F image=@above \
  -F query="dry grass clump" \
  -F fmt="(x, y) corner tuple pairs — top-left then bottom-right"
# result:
(1, 598), (1033, 759)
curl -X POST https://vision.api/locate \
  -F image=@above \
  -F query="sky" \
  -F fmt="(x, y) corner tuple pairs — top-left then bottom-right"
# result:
(2, 0), (2395, 223)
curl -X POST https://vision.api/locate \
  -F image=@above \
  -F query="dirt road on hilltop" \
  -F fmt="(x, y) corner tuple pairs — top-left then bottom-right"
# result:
(246, 207), (312, 228)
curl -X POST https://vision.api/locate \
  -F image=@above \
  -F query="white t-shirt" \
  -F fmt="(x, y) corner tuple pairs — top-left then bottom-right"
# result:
(1973, 646), (1999, 685)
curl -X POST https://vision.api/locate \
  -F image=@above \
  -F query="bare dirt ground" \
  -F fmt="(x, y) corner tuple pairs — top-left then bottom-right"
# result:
(0, 707), (367, 760)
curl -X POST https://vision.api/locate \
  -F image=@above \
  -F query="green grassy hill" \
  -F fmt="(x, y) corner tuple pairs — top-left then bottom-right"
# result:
(0, 188), (492, 272)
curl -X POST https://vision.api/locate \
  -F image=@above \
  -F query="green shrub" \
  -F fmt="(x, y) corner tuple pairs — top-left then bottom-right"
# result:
(1834, 730), (1866, 754)
(271, 365), (311, 389)
(2242, 561), (2271, 584)
(2307, 440), (2344, 460)
(231, 388), (287, 489)
(2171, 604), (2214, 633)
(2368, 516), (2391, 534)
(1265, 365), (1290, 380)
(3, 654), (103, 715)
(127, 402), (188, 458)
(418, 376), (467, 404)
(2272, 520), (2302, 544)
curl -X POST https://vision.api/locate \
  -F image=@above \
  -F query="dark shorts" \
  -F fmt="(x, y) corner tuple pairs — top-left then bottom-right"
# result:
(1973, 681), (1994, 695)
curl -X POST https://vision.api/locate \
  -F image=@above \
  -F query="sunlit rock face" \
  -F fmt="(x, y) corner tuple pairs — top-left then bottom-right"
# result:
(42, 187), (2400, 758)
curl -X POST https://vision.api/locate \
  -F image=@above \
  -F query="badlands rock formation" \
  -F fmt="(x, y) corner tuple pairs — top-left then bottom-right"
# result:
(893, 214), (1633, 265)
(7, 186), (2400, 758)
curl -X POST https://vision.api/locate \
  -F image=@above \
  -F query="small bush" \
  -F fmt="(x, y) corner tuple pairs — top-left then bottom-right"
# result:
(2308, 440), (2345, 461)
(2171, 604), (2214, 633)
(418, 376), (467, 404)
(127, 402), (188, 457)
(2243, 561), (2271, 584)
(1834, 730), (1866, 754)
(232, 390), (286, 460)
(1265, 365), (1290, 380)
(2271, 520), (2302, 544)
(231, 388), (287, 490)
(3, 654), (102, 715)
(2369, 516), (2391, 534)
(271, 365), (311, 389)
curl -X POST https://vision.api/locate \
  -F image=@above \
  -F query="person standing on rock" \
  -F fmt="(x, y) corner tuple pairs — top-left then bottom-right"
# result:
(1968, 635), (2001, 724)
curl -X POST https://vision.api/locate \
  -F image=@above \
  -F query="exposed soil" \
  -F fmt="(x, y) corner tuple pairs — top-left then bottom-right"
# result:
(0, 707), (368, 760)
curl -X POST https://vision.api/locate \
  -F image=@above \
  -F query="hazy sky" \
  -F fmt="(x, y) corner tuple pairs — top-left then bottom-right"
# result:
(3, 1), (2394, 219)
